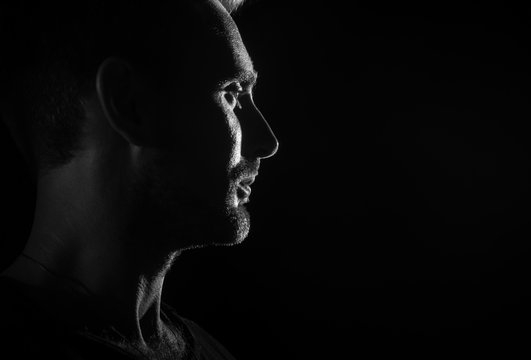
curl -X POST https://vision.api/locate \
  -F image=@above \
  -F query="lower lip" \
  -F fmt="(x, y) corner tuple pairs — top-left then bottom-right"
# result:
(237, 185), (251, 202)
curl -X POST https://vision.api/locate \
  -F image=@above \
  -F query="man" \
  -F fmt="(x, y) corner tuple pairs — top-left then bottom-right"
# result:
(0, 0), (278, 359)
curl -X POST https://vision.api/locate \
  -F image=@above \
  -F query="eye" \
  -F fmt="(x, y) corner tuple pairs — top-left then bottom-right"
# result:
(224, 83), (244, 110)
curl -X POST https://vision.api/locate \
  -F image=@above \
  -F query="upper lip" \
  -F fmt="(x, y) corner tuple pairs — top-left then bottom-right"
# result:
(240, 174), (257, 187)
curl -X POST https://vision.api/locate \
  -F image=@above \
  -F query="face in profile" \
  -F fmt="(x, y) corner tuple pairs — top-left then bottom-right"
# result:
(130, 0), (278, 252)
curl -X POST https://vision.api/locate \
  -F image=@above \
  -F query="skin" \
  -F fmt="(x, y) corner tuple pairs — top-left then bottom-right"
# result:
(1, 0), (278, 356)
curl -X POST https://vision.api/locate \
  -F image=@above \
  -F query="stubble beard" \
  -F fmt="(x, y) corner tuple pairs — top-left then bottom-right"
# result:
(149, 179), (251, 251)
(224, 181), (251, 246)
(129, 154), (251, 256)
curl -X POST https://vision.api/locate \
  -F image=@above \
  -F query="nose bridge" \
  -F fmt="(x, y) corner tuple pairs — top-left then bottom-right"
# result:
(242, 99), (279, 160)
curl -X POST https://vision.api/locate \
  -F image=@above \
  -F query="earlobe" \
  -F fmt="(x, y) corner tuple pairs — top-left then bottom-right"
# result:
(96, 57), (145, 146)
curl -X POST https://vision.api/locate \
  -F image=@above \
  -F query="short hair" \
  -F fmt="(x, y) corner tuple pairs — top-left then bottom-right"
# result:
(0, 0), (247, 176)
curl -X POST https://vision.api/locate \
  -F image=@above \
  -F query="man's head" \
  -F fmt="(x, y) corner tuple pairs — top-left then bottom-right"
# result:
(0, 0), (278, 253)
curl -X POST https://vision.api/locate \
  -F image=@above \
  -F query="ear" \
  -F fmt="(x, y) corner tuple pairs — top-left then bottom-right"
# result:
(95, 57), (150, 146)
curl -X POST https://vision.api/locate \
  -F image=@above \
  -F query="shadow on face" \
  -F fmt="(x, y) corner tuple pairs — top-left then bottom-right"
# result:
(126, 0), (278, 252)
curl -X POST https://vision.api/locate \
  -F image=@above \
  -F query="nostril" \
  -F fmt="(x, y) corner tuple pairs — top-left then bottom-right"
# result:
(256, 135), (279, 159)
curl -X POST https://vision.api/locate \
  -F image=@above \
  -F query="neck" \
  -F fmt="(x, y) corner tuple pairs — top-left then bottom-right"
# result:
(2, 157), (179, 348)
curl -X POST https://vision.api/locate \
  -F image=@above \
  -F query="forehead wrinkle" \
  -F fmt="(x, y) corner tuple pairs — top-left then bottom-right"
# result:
(204, 0), (255, 80)
(179, 0), (257, 90)
(216, 68), (257, 91)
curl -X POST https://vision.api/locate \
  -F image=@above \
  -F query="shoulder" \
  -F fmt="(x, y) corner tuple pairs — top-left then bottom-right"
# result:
(182, 318), (238, 360)
(0, 276), (102, 360)
(162, 303), (238, 360)
(0, 276), (55, 356)
(0, 276), (38, 330)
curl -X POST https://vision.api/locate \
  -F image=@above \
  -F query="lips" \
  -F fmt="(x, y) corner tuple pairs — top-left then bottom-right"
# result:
(240, 176), (256, 187)
(236, 175), (256, 202)
(237, 184), (251, 198)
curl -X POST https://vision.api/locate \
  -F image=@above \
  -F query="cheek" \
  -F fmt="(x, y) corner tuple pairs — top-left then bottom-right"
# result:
(165, 94), (242, 172)
(204, 95), (242, 169)
(228, 114), (242, 168)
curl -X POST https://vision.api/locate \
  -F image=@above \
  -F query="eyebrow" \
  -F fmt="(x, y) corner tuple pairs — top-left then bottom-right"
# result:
(218, 68), (258, 89)
(238, 69), (258, 88)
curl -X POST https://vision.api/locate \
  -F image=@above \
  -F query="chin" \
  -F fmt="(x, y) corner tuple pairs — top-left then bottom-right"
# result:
(223, 203), (251, 246)
(136, 166), (252, 251)
(167, 201), (251, 251)
(191, 203), (251, 248)
(195, 186), (252, 247)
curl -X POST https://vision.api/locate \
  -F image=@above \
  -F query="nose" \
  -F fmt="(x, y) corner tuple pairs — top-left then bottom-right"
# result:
(240, 98), (279, 160)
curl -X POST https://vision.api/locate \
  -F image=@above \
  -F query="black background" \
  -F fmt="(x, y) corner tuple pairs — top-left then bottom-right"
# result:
(3, 1), (531, 358)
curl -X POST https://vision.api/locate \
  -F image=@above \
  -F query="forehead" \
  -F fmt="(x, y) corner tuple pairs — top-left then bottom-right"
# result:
(161, 0), (255, 88)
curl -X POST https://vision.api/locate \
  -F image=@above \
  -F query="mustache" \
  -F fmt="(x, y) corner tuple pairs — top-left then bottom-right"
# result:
(230, 158), (260, 182)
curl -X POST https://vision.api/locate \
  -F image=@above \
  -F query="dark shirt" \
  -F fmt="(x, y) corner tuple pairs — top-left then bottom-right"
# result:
(0, 277), (236, 360)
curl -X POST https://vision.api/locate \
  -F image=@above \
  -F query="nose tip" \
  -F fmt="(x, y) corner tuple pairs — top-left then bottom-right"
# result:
(243, 99), (279, 160)
(257, 121), (279, 159)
